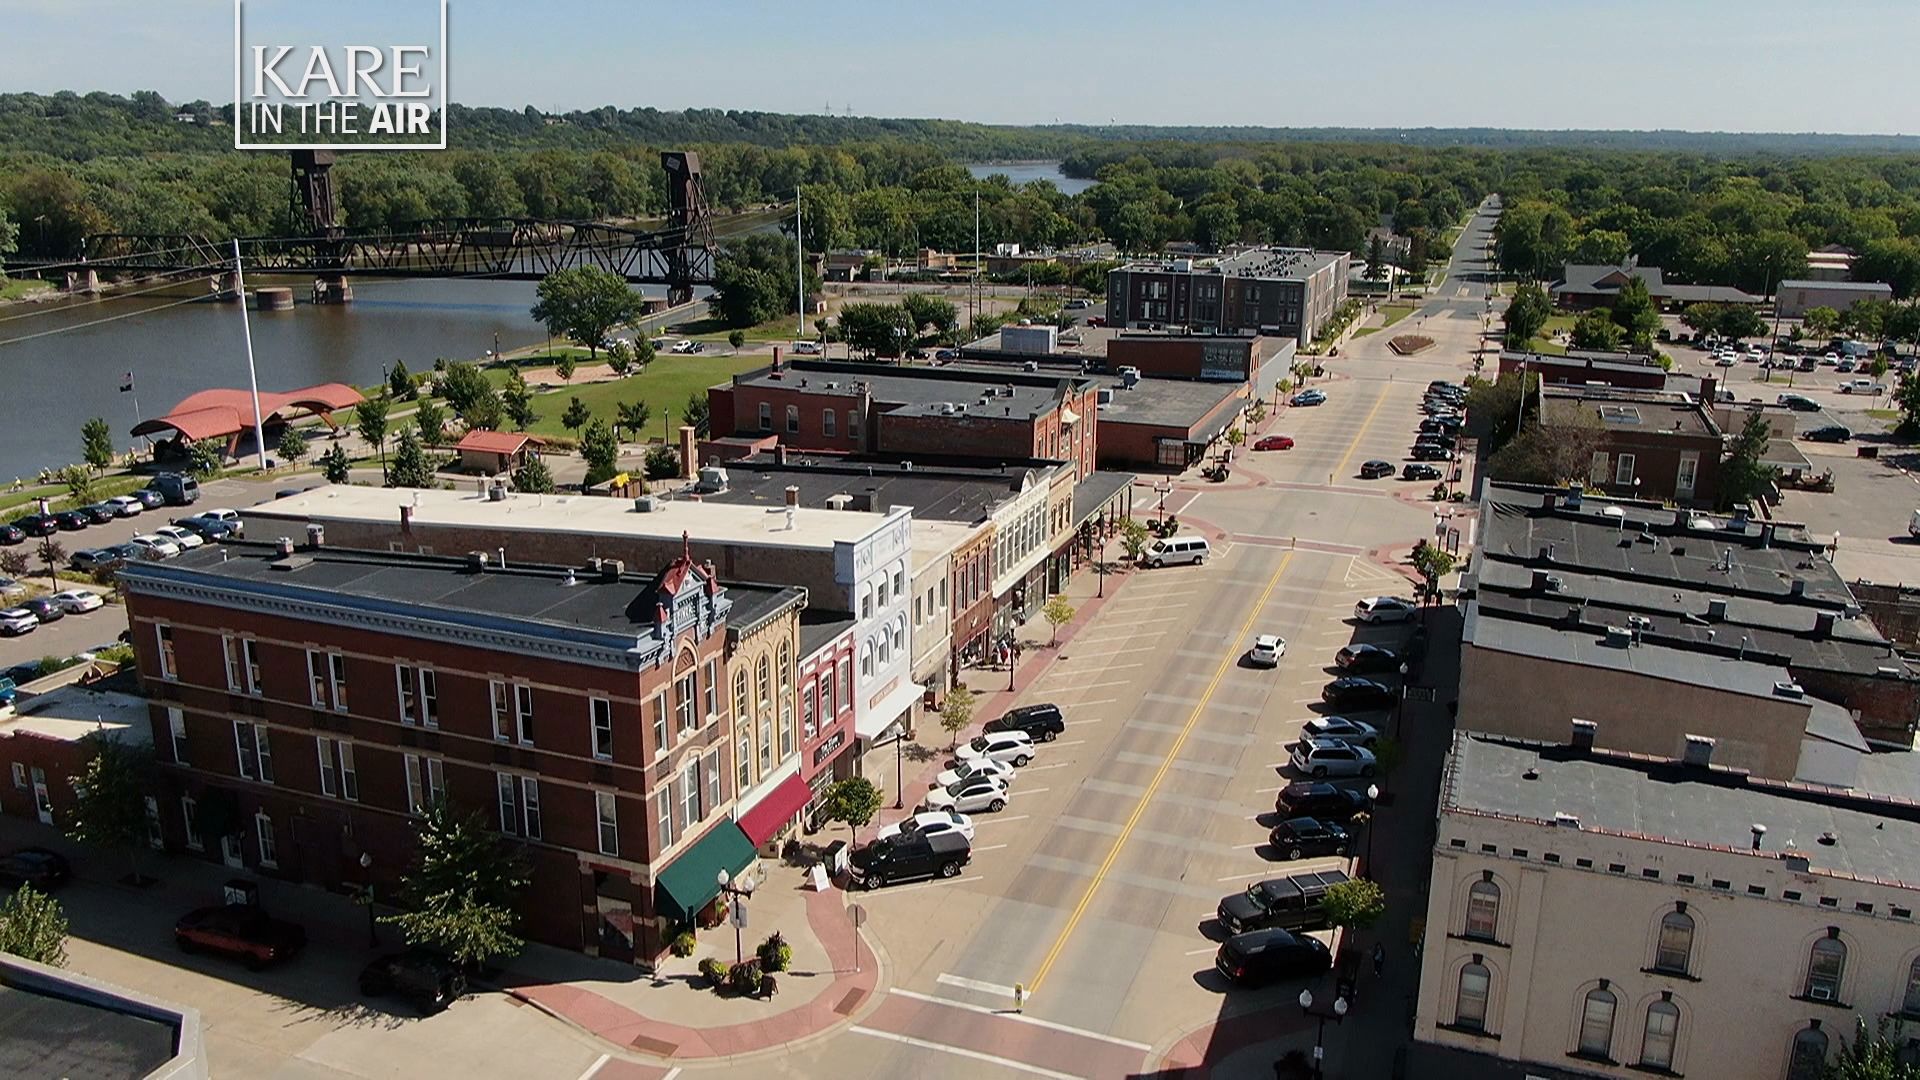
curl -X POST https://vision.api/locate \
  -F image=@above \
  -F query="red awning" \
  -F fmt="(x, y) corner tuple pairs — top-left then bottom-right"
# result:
(735, 773), (811, 847)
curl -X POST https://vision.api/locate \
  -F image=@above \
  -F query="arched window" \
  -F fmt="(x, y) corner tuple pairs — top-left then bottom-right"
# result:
(1787, 1026), (1829, 1080)
(777, 642), (792, 690)
(1455, 962), (1491, 1031)
(756, 656), (771, 708)
(1464, 879), (1500, 941)
(733, 671), (750, 723)
(1903, 956), (1920, 1017)
(1805, 936), (1846, 1001)
(860, 642), (874, 679)
(1654, 909), (1695, 975)
(1576, 986), (1616, 1058)
(1640, 1000), (1679, 1070)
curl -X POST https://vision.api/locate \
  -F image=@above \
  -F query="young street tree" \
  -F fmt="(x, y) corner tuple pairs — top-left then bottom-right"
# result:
(356, 394), (392, 482)
(65, 738), (155, 884)
(561, 396), (592, 432)
(580, 418), (621, 487)
(388, 359), (415, 400)
(1320, 877), (1387, 931)
(320, 444), (352, 484)
(277, 426), (309, 468)
(530, 267), (644, 359)
(681, 391), (710, 438)
(35, 537), (64, 584)
(616, 400), (651, 435)
(1502, 282), (1551, 346)
(502, 369), (537, 431)
(939, 684), (977, 750)
(820, 777), (883, 847)
(413, 400), (447, 445)
(554, 353), (577, 385)
(80, 417), (114, 473)
(382, 801), (529, 969)
(512, 455), (555, 494)
(1042, 594), (1076, 644)
(1120, 517), (1149, 564)
(1719, 411), (1776, 509)
(386, 430), (436, 489)
(1409, 541), (1458, 602)
(604, 339), (635, 376)
(0, 887), (69, 968)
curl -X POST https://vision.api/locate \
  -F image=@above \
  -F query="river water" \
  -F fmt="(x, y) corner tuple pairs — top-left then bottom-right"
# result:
(0, 277), (574, 481)
(965, 161), (1093, 196)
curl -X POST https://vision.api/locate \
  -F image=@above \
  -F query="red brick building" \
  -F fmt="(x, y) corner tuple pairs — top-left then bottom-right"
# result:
(0, 680), (153, 832)
(118, 539), (802, 967)
(1540, 385), (1725, 507)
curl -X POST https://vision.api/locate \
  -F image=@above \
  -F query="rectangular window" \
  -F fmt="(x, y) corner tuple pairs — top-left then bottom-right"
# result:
(515, 684), (535, 745)
(703, 659), (718, 719)
(418, 669), (438, 728)
(758, 401), (772, 432)
(706, 749), (722, 809)
(222, 634), (243, 691)
(1676, 451), (1699, 496)
(760, 715), (773, 772)
(7, 763), (23, 790)
(168, 707), (188, 763)
(894, 569), (905, 598)
(426, 757), (444, 805)
(497, 772), (519, 835)
(737, 735), (752, 790)
(1589, 451), (1609, 485)
(848, 408), (862, 439)
(308, 650), (328, 708)
(243, 639), (262, 696)
(490, 680), (511, 742)
(405, 754), (425, 815)
(656, 788), (674, 851)
(234, 722), (258, 781)
(254, 813), (277, 868)
(591, 697), (614, 760)
(521, 777), (541, 840)
(822, 668), (834, 718)
(803, 686), (817, 739)
(397, 665), (418, 724)
(823, 409), (836, 437)
(652, 691), (669, 754)
(786, 404), (799, 434)
(181, 795), (201, 851)
(255, 724), (273, 783)
(781, 702), (795, 757)
(338, 742), (358, 801)
(1456, 966), (1490, 1030)
(676, 673), (697, 732)
(838, 658), (851, 709)
(681, 760), (701, 827)
(329, 653), (348, 712)
(156, 624), (176, 680)
(316, 737), (337, 797)
(1615, 452), (1636, 486)
(144, 796), (163, 850)
(596, 791), (619, 856)
(914, 596), (922, 626)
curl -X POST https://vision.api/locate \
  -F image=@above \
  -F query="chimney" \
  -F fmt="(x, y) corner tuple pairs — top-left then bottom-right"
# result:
(1570, 719), (1597, 751)
(1706, 598), (1728, 621)
(1751, 823), (1768, 850)
(785, 485), (800, 508)
(274, 536), (296, 558)
(399, 504), (414, 537)
(467, 550), (488, 570)
(1531, 569), (1550, 593)
(776, 444), (789, 466)
(678, 425), (698, 480)
(599, 558), (624, 582)
(1539, 543), (1556, 563)
(1702, 375), (1717, 401)
(703, 558), (718, 596)
(1760, 523), (1775, 548)
(1814, 612), (1836, 638)
(1542, 491), (1558, 510)
(1790, 579), (1807, 597)
(1681, 734), (1715, 768)
(305, 523), (325, 549)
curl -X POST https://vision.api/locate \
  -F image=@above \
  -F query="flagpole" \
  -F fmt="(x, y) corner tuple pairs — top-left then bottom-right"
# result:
(233, 239), (269, 470)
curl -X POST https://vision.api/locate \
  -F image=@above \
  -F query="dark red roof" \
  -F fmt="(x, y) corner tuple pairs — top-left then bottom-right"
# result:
(455, 430), (534, 455)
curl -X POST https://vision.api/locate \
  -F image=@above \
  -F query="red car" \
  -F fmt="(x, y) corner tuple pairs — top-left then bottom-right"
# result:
(1254, 435), (1295, 451)
(175, 904), (307, 970)
(1086, 315), (1106, 327)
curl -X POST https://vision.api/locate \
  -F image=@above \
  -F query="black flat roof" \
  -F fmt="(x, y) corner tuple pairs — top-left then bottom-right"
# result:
(0, 979), (181, 1080)
(701, 456), (1057, 523)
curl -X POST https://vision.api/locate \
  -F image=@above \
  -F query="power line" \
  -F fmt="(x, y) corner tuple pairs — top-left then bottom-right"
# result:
(0, 292), (215, 348)
(0, 268), (228, 325)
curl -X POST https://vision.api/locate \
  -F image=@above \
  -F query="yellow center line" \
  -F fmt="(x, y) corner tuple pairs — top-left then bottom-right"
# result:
(1026, 547), (1296, 995)
(1329, 385), (1392, 482)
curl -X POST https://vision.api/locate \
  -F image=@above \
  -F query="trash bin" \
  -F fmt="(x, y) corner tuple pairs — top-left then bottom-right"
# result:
(1859, 446), (1879, 459)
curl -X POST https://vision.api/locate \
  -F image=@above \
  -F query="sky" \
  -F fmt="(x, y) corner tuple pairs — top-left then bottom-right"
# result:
(6, 0), (1920, 135)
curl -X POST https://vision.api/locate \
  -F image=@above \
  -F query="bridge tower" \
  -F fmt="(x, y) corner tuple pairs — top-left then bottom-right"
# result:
(290, 149), (352, 303)
(659, 151), (714, 307)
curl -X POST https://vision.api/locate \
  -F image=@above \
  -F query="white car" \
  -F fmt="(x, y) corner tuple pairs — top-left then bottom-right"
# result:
(50, 589), (104, 614)
(1714, 353), (1738, 367)
(671, 339), (697, 354)
(128, 534), (182, 559)
(875, 810), (976, 844)
(1354, 596), (1418, 623)
(924, 776), (1009, 815)
(0, 607), (38, 636)
(104, 495), (145, 517)
(1248, 634), (1286, 668)
(153, 525), (205, 550)
(1289, 737), (1378, 779)
(956, 730), (1035, 768)
(0, 578), (24, 602)
(936, 757), (1016, 789)
(1302, 715), (1381, 748)
(199, 508), (242, 525)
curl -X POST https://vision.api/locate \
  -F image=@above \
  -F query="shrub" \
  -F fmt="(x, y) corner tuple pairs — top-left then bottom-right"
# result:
(669, 931), (697, 958)
(697, 956), (729, 987)
(756, 931), (792, 973)
(727, 961), (763, 995)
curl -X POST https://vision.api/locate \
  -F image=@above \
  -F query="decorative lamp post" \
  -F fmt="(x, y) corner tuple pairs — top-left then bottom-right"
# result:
(1298, 988), (1349, 1079)
(716, 869), (757, 965)
(1365, 783), (1381, 866)
(358, 851), (378, 948)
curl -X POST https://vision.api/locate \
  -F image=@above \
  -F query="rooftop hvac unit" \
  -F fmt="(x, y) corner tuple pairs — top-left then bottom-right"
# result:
(938, 402), (956, 415)
(1096, 388), (1114, 406)
(633, 495), (659, 512)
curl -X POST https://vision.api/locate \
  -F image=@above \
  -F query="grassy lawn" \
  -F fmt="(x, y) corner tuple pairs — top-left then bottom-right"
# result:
(521, 354), (763, 439)
(0, 278), (55, 301)
(1380, 303), (1416, 328)
(1869, 409), (1901, 422)
(1353, 326), (1380, 337)
(670, 316), (801, 344)
(2, 473), (162, 515)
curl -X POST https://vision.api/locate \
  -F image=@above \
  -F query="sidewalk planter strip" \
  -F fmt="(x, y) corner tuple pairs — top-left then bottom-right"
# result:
(657, 824), (759, 922)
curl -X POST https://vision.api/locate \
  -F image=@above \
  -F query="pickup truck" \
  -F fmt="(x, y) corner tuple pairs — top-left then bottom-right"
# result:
(1841, 379), (1887, 395)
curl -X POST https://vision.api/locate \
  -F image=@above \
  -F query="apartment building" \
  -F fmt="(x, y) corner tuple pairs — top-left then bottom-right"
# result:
(1106, 247), (1351, 346)
(118, 538), (801, 966)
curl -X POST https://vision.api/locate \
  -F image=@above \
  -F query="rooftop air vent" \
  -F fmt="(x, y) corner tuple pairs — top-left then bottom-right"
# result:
(1604, 625), (1632, 647)
(1554, 812), (1581, 829)
(1773, 681), (1805, 698)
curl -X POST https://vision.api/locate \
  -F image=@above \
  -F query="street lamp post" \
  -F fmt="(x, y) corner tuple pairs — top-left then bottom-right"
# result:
(1297, 988), (1349, 1079)
(1364, 783), (1381, 867)
(716, 869), (757, 965)
(358, 851), (378, 948)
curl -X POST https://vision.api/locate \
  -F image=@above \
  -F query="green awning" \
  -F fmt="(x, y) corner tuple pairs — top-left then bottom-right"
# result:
(655, 823), (758, 922)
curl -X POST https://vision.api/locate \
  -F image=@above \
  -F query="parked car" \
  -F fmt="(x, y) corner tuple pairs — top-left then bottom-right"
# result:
(935, 757), (1016, 790)
(1275, 782), (1372, 824)
(790, 340), (822, 356)
(1302, 715), (1381, 747)
(851, 830), (972, 889)
(1354, 596), (1416, 623)
(11, 514), (58, 537)
(1335, 643), (1401, 675)
(0, 524), (21, 546)
(1841, 379), (1887, 395)
(152, 525), (205, 550)
(50, 589), (104, 614)
(924, 776), (1009, 814)
(359, 949), (467, 1014)
(1777, 393), (1820, 412)
(1253, 435), (1295, 451)
(1321, 677), (1396, 711)
(670, 340), (697, 354)
(19, 597), (63, 624)
(0, 578), (24, 601)
(52, 510), (91, 532)
(195, 508), (243, 528)
(146, 473), (201, 506)
(128, 489), (165, 510)
(1409, 444), (1454, 462)
(104, 542), (143, 565)
(1803, 424), (1852, 443)
(0, 608), (37, 636)
(1713, 353), (1738, 368)
(1215, 869), (1352, 935)
(1248, 633), (1286, 668)
(103, 496), (144, 518)
(1143, 536), (1210, 568)
(1418, 417), (1462, 434)
(1401, 464), (1442, 481)
(1268, 817), (1352, 860)
(983, 702), (1065, 742)
(174, 904), (307, 969)
(0, 847), (71, 891)
(1215, 928), (1332, 987)
(1836, 359), (1858, 374)
(127, 534), (182, 559)
(76, 504), (115, 525)
(1289, 737), (1378, 779)
(1290, 390), (1326, 407)
(175, 514), (241, 540)
(957, 730), (1035, 768)
(1358, 460), (1395, 479)
(875, 809), (976, 844)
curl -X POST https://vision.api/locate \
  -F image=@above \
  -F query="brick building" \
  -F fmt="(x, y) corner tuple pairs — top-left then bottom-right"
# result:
(118, 538), (804, 967)
(1104, 333), (1293, 383)
(1540, 385), (1726, 507)
(0, 680), (152, 831)
(1105, 248), (1350, 346)
(1498, 350), (1671, 391)
(795, 611), (856, 829)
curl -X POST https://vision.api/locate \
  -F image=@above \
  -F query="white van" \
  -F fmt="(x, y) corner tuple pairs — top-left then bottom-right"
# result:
(1143, 536), (1210, 568)
(791, 341), (822, 355)
(1909, 509), (1920, 539)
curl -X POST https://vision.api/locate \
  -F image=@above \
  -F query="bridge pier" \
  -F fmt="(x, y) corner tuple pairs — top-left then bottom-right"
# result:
(255, 287), (295, 311)
(65, 269), (100, 294)
(214, 271), (242, 302)
(311, 274), (353, 304)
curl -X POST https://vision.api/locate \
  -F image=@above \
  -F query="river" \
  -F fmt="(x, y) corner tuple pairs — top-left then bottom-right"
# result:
(0, 277), (578, 481)
(965, 161), (1093, 196)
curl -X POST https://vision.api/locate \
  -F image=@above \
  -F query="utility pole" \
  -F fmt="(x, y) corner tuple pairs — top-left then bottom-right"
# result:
(796, 194), (806, 341)
(973, 188), (982, 333)
(233, 239), (269, 470)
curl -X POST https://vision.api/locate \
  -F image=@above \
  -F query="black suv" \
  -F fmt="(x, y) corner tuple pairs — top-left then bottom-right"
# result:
(1322, 677), (1396, 710)
(1275, 782), (1372, 824)
(1334, 643), (1401, 675)
(1215, 868), (1351, 935)
(360, 948), (468, 1014)
(851, 831), (972, 889)
(1268, 817), (1351, 860)
(1358, 460), (1395, 479)
(10, 515), (57, 538)
(1215, 928), (1332, 987)
(984, 703), (1065, 742)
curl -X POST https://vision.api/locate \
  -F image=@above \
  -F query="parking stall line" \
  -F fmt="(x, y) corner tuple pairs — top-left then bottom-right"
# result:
(577, 1054), (611, 1080)
(976, 815), (1029, 825)
(859, 876), (985, 896)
